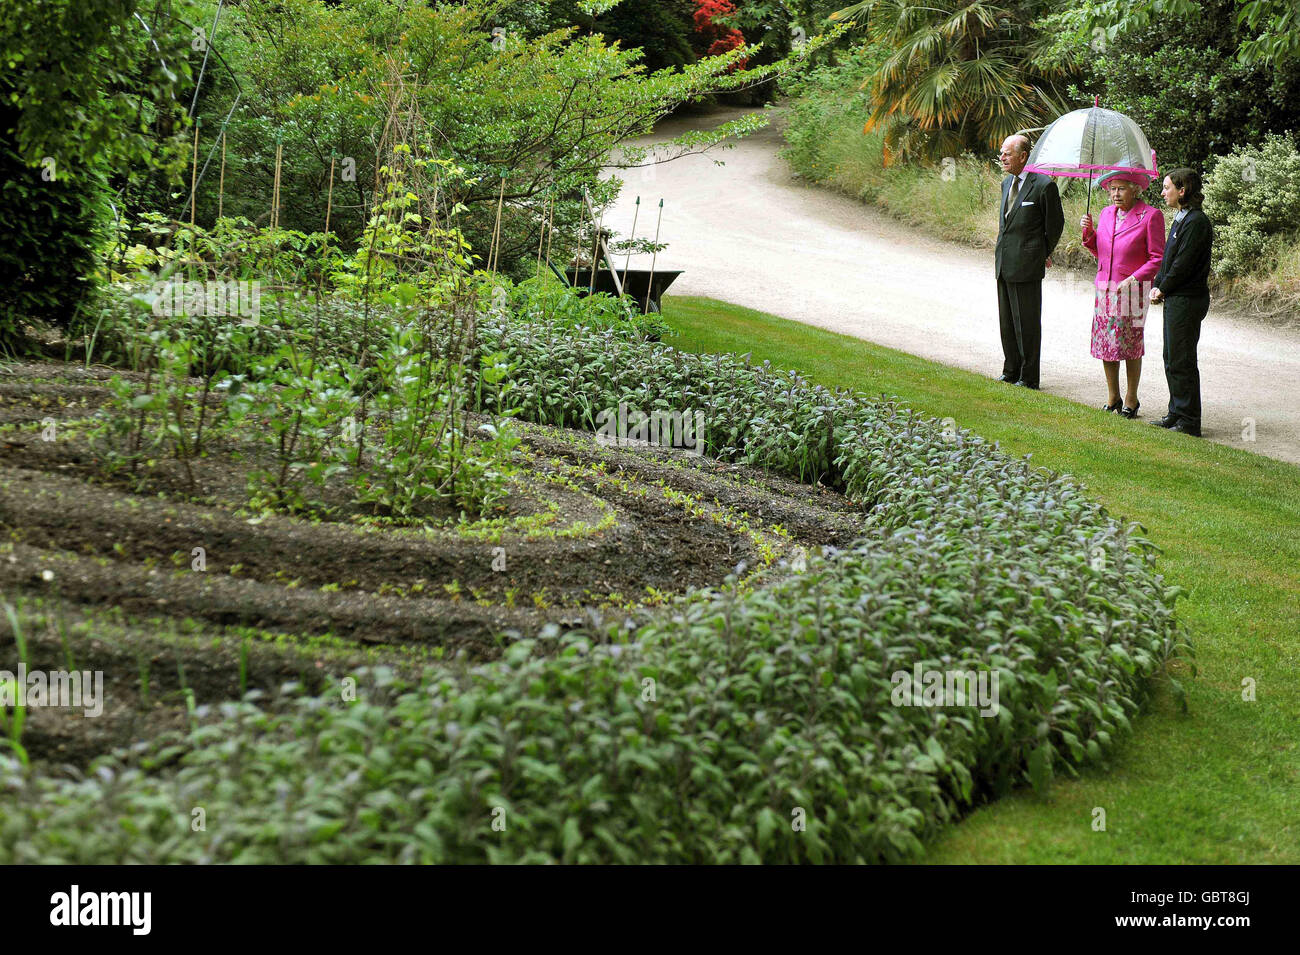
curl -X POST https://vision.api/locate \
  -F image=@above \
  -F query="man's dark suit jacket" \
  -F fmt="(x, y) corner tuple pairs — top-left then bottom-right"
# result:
(995, 171), (1066, 282)
(1153, 208), (1213, 298)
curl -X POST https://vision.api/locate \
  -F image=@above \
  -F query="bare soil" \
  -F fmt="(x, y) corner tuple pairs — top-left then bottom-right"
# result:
(0, 360), (870, 769)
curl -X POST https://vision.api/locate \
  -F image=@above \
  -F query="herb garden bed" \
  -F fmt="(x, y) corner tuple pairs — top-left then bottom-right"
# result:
(0, 305), (1189, 863)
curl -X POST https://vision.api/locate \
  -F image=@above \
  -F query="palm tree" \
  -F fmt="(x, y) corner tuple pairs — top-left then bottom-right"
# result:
(830, 0), (1071, 163)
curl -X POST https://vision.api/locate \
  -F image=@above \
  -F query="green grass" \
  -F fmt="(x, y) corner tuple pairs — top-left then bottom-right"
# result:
(658, 293), (1300, 864)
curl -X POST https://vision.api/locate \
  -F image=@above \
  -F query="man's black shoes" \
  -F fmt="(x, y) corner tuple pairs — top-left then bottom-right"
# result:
(996, 374), (1018, 384)
(1014, 380), (1040, 390)
(1153, 416), (1201, 436)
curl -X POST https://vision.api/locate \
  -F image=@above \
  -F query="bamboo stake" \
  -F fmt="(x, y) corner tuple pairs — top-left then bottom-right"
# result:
(535, 191), (550, 279)
(589, 201), (605, 295)
(189, 118), (201, 228)
(324, 154), (336, 244)
(571, 189), (591, 287)
(644, 198), (663, 314)
(271, 140), (283, 231)
(217, 127), (226, 221)
(488, 174), (506, 273)
(544, 193), (556, 277)
(270, 146), (276, 230)
(621, 195), (640, 293)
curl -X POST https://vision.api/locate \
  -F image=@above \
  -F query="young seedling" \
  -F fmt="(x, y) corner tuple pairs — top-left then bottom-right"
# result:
(0, 602), (30, 767)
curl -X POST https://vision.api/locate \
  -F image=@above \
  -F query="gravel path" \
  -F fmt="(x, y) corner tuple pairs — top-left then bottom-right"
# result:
(604, 106), (1300, 466)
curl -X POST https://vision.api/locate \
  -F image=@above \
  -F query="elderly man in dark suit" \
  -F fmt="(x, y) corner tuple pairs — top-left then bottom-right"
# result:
(994, 134), (1065, 390)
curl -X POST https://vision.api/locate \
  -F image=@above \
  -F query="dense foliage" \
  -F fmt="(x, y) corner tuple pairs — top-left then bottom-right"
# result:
(190, 0), (764, 273)
(1203, 134), (1300, 277)
(1080, 0), (1300, 66)
(4, 0), (826, 345)
(1044, 0), (1300, 175)
(0, 0), (188, 347)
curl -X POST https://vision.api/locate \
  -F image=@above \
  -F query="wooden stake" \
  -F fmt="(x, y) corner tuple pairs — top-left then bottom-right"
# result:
(644, 198), (663, 314)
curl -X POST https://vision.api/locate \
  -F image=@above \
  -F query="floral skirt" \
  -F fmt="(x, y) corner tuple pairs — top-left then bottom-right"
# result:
(1090, 284), (1148, 361)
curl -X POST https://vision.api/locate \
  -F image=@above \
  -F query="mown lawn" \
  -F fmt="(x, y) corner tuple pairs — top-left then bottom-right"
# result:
(659, 293), (1300, 864)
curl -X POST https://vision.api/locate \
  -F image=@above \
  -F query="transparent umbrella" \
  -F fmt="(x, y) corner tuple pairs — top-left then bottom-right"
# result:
(1025, 99), (1159, 214)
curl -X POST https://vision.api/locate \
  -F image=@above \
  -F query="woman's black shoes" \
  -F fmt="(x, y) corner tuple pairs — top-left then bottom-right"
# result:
(1103, 398), (1123, 412)
(1120, 400), (1140, 419)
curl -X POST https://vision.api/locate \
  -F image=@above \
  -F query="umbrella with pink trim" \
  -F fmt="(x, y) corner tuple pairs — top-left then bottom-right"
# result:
(1024, 99), (1159, 215)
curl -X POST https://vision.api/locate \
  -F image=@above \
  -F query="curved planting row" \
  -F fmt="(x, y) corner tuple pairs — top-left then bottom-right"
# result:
(0, 313), (1189, 863)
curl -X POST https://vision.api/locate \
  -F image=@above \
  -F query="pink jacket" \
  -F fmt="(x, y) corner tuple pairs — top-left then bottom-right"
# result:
(1082, 200), (1166, 287)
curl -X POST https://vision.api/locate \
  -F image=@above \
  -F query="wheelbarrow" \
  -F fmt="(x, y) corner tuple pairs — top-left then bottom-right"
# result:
(562, 266), (684, 314)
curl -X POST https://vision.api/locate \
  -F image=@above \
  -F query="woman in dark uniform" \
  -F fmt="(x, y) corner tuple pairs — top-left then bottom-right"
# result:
(1149, 168), (1213, 437)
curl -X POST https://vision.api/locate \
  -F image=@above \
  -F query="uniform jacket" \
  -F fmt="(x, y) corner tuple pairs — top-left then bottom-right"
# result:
(1153, 208), (1214, 298)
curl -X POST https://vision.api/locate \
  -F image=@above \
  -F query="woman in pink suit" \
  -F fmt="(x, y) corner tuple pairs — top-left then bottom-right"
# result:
(1081, 171), (1166, 418)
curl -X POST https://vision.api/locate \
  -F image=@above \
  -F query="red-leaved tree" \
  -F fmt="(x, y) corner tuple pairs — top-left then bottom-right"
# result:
(692, 0), (747, 69)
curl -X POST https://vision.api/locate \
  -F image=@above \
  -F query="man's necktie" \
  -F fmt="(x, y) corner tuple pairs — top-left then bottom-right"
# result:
(1005, 176), (1020, 218)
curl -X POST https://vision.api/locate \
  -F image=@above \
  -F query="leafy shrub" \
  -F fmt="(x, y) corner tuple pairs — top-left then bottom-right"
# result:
(692, 0), (746, 64)
(778, 43), (883, 180)
(0, 134), (110, 347)
(117, 214), (344, 290)
(1047, 0), (1300, 176)
(349, 321), (521, 520)
(233, 343), (359, 514)
(0, 0), (187, 348)
(1204, 134), (1300, 278)
(88, 296), (267, 488)
(493, 275), (669, 340)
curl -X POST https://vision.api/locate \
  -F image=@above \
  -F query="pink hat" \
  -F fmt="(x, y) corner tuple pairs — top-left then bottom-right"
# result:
(1098, 169), (1152, 189)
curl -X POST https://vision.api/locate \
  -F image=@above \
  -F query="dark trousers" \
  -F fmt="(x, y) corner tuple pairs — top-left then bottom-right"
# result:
(1163, 293), (1208, 428)
(996, 277), (1043, 387)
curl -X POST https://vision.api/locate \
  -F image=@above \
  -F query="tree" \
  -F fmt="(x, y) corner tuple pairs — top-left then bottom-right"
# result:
(1036, 0), (1300, 174)
(0, 0), (188, 347)
(693, 1), (748, 66)
(495, 0), (700, 73)
(196, 0), (833, 276)
(829, 1), (1072, 162)
(1079, 0), (1300, 66)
